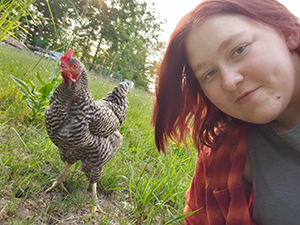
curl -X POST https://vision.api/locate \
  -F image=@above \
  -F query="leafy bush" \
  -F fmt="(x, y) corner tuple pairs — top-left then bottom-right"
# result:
(9, 63), (62, 120)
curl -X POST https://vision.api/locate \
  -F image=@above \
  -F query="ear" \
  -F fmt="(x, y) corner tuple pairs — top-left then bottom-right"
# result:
(286, 32), (299, 51)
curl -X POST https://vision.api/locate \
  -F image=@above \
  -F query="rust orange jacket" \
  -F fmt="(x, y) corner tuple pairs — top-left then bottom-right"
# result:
(184, 125), (257, 225)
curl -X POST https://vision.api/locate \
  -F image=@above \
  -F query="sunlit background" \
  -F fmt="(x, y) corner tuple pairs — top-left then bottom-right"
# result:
(149, 0), (300, 43)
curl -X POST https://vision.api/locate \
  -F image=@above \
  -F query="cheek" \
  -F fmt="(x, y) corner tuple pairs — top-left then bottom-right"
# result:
(202, 84), (227, 107)
(243, 52), (270, 77)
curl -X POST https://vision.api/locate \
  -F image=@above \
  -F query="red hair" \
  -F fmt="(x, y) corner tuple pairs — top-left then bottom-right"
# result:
(153, 0), (300, 154)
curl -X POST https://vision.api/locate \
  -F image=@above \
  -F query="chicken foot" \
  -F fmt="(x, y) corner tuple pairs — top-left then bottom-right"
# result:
(91, 182), (105, 213)
(45, 163), (72, 193)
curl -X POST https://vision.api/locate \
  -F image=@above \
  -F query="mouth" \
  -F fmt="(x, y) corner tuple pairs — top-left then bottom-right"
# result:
(57, 66), (64, 73)
(235, 87), (261, 103)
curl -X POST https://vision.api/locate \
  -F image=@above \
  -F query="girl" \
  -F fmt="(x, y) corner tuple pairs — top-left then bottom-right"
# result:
(152, 0), (300, 224)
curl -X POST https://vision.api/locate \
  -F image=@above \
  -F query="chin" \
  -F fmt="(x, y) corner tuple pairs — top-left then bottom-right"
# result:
(233, 111), (280, 125)
(245, 115), (280, 125)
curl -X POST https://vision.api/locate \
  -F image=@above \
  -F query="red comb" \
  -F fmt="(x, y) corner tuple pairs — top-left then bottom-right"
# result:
(60, 49), (73, 63)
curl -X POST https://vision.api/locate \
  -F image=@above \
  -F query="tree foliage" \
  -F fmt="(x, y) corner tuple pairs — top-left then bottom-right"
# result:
(24, 0), (165, 90)
(0, 0), (36, 42)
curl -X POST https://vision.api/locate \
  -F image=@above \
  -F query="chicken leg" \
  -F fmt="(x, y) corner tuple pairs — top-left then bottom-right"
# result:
(45, 163), (72, 193)
(91, 182), (105, 213)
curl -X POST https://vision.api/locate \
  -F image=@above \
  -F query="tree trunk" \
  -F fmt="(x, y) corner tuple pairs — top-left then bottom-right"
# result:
(92, 33), (103, 62)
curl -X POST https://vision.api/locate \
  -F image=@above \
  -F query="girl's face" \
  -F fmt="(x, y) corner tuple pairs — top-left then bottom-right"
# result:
(186, 14), (300, 130)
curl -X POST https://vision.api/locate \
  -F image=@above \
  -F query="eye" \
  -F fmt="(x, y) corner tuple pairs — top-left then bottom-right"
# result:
(203, 69), (217, 80)
(232, 45), (247, 58)
(72, 63), (78, 69)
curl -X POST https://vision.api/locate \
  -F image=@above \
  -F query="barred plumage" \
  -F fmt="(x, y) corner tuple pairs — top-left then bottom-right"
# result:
(44, 50), (128, 212)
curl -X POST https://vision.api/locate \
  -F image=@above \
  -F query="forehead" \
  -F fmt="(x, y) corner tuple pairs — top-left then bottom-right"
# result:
(185, 13), (276, 67)
(69, 58), (82, 67)
(70, 58), (79, 63)
(186, 14), (269, 53)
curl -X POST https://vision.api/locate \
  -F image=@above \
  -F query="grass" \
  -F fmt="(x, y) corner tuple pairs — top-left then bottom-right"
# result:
(0, 44), (198, 224)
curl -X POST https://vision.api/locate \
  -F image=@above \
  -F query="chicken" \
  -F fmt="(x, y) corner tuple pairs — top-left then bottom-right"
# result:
(44, 49), (128, 212)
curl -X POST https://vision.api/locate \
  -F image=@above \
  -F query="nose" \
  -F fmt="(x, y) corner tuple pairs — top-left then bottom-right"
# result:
(220, 67), (244, 91)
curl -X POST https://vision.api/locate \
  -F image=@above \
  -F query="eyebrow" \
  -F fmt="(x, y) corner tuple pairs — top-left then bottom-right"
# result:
(193, 62), (207, 74)
(193, 31), (247, 74)
(218, 31), (247, 53)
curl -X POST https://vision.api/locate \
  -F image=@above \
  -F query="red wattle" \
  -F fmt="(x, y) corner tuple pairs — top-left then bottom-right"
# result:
(74, 72), (81, 80)
(67, 72), (76, 82)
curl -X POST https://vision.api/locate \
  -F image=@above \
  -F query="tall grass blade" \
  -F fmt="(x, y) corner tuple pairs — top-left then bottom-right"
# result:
(164, 208), (202, 224)
(9, 75), (31, 96)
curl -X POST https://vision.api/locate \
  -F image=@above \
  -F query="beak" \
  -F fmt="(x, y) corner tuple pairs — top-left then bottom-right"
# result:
(57, 66), (64, 73)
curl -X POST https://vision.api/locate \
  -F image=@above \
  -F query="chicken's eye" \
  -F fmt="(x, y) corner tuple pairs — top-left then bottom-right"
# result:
(72, 63), (78, 69)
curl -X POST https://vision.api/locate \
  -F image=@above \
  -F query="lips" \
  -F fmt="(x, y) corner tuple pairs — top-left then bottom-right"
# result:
(235, 87), (260, 103)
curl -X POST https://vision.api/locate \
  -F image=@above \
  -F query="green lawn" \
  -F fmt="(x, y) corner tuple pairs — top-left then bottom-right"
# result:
(0, 44), (197, 224)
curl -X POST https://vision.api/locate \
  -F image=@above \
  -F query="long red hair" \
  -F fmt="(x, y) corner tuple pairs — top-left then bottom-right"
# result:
(153, 0), (300, 153)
